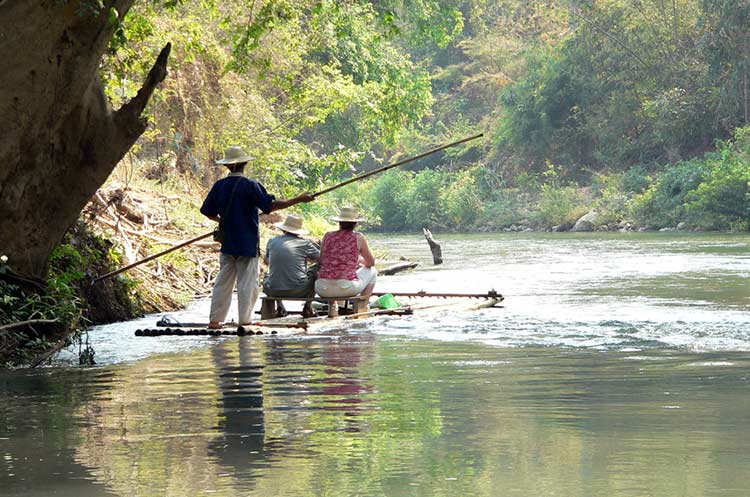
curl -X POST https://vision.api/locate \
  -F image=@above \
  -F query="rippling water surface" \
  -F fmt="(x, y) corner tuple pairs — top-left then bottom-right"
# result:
(2, 233), (750, 496)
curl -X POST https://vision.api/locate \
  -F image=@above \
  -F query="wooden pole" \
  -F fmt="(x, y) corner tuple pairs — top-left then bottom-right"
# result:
(92, 232), (213, 284)
(312, 133), (483, 197)
(93, 133), (483, 283)
(372, 290), (503, 299)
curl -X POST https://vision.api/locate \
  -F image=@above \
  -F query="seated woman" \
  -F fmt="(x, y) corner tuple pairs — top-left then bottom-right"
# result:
(314, 206), (377, 302)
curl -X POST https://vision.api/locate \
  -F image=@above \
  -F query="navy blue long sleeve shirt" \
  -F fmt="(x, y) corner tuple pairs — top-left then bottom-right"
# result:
(200, 173), (275, 257)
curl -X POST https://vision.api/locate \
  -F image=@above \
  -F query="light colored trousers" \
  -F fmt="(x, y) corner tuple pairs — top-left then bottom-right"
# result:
(209, 254), (260, 324)
(315, 266), (378, 298)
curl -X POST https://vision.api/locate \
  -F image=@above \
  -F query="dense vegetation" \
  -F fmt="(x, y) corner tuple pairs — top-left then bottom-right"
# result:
(101, 0), (749, 233)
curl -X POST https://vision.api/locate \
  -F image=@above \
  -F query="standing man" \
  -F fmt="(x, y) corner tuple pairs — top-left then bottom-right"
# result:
(201, 146), (314, 329)
(262, 214), (320, 317)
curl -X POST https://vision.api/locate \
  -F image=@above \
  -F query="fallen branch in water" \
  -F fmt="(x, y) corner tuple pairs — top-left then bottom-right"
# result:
(423, 228), (443, 265)
(380, 261), (419, 275)
(30, 335), (71, 368)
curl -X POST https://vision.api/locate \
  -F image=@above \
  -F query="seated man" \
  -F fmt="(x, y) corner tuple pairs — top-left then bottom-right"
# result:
(263, 214), (320, 317)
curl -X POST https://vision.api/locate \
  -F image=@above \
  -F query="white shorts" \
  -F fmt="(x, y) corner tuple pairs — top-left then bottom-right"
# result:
(315, 266), (378, 298)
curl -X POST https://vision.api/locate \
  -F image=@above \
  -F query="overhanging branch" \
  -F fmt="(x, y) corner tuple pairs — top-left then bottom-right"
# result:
(114, 42), (172, 136)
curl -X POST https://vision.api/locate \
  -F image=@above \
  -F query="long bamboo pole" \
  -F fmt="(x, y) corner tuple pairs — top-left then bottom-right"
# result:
(92, 232), (214, 283)
(372, 290), (502, 299)
(93, 133), (483, 283)
(313, 133), (483, 197)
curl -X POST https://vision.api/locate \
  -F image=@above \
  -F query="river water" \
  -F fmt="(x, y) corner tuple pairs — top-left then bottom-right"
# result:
(2, 232), (749, 496)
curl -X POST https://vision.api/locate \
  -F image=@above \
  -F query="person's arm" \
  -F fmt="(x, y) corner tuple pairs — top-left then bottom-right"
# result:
(200, 186), (221, 223)
(270, 192), (315, 212)
(306, 240), (321, 261)
(356, 233), (375, 267)
(263, 240), (271, 265)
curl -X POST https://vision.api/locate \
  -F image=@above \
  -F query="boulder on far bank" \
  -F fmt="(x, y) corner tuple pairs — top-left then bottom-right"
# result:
(571, 210), (600, 232)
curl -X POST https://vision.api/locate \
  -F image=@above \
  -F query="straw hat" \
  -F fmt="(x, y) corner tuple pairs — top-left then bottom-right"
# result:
(274, 214), (309, 235)
(216, 146), (254, 165)
(330, 206), (364, 222)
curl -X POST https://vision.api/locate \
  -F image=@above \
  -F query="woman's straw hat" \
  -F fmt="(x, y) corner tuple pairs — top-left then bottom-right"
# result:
(216, 146), (254, 165)
(274, 214), (309, 235)
(330, 206), (364, 222)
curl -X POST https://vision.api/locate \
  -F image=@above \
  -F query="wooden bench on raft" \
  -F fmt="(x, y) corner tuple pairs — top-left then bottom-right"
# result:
(260, 295), (369, 319)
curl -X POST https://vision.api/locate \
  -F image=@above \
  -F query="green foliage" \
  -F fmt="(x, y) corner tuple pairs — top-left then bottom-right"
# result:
(621, 166), (652, 194)
(628, 128), (750, 230)
(97, 0), (750, 237)
(683, 128), (750, 229)
(592, 174), (629, 226)
(532, 184), (588, 229)
(367, 170), (413, 230)
(405, 169), (447, 227)
(440, 168), (482, 226)
(630, 160), (709, 228)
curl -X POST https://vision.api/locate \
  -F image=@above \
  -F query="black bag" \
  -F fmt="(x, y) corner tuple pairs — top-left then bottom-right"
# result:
(213, 177), (243, 244)
(213, 222), (225, 243)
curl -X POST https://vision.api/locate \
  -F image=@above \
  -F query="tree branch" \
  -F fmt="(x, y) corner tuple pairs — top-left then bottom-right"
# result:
(0, 319), (59, 334)
(114, 42), (172, 137)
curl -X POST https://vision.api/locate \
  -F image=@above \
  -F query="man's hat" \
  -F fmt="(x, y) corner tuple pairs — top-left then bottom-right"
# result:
(274, 214), (309, 235)
(216, 146), (254, 165)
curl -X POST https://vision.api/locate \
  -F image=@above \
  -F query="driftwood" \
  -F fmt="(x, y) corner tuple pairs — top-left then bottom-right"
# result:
(380, 261), (419, 275)
(422, 228), (443, 265)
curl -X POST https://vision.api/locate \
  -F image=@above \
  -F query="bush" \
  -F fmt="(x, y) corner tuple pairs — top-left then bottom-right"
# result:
(592, 174), (629, 225)
(629, 160), (708, 228)
(532, 184), (588, 229)
(440, 168), (483, 228)
(367, 170), (412, 230)
(621, 165), (651, 194)
(683, 134), (750, 230)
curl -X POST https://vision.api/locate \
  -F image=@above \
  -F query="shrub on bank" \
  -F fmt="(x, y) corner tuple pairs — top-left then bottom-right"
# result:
(630, 127), (750, 231)
(0, 222), (143, 367)
(531, 184), (588, 229)
(338, 127), (750, 233)
(629, 160), (709, 229)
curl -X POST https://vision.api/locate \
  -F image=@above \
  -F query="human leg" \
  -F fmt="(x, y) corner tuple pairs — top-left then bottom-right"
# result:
(209, 254), (238, 327)
(236, 256), (260, 325)
(355, 266), (378, 298)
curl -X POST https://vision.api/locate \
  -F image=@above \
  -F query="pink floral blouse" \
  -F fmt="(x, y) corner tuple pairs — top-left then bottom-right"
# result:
(318, 230), (359, 280)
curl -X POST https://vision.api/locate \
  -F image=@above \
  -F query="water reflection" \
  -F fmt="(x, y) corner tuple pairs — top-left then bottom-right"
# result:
(3, 337), (750, 496)
(209, 339), (268, 485)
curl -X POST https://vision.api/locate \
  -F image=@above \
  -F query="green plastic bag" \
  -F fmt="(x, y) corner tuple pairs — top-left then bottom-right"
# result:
(373, 293), (400, 309)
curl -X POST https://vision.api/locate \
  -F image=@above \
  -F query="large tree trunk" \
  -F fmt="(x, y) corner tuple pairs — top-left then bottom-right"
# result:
(0, 1), (170, 278)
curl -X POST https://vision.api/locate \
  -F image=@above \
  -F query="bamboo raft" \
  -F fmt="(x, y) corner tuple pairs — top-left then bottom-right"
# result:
(134, 290), (503, 337)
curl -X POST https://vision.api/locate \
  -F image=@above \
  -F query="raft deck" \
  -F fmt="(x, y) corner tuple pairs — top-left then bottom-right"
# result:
(134, 291), (503, 337)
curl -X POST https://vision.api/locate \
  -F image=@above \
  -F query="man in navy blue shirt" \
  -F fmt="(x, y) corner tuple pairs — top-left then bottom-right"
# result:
(201, 146), (314, 329)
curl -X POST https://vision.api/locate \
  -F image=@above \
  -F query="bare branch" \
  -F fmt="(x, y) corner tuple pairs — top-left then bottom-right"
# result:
(0, 319), (59, 334)
(114, 42), (172, 136)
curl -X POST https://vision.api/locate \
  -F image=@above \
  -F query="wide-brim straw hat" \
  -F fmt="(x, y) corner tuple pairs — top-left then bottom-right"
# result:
(330, 206), (365, 222)
(274, 214), (309, 235)
(216, 145), (254, 165)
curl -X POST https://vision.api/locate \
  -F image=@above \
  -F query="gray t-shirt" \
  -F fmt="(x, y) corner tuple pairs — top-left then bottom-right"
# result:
(264, 234), (320, 292)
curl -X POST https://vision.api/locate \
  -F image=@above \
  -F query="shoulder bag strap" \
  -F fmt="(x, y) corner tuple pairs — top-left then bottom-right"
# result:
(221, 176), (244, 221)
